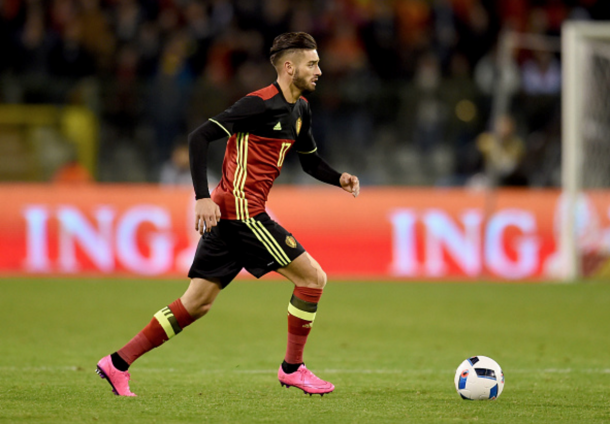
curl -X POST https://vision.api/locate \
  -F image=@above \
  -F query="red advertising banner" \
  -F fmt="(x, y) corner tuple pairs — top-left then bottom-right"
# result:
(1, 184), (609, 280)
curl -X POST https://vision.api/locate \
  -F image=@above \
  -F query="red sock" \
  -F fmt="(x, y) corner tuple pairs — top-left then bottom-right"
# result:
(285, 287), (323, 364)
(117, 299), (195, 365)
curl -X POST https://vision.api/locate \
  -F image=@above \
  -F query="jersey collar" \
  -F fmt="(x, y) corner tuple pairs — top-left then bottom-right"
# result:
(273, 81), (297, 107)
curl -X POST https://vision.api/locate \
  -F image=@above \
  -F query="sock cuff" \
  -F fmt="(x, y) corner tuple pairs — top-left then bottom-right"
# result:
(168, 298), (195, 328)
(289, 288), (322, 323)
(293, 286), (323, 304)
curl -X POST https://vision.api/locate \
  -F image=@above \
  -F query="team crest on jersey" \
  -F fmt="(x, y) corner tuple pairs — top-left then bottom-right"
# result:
(295, 117), (302, 136)
(285, 236), (297, 248)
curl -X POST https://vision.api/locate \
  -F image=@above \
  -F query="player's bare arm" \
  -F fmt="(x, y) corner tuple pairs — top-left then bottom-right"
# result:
(340, 173), (360, 198)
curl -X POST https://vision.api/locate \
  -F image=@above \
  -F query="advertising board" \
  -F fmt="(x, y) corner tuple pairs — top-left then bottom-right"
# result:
(2, 185), (609, 280)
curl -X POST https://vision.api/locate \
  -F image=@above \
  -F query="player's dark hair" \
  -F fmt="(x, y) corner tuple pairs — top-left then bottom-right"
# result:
(269, 32), (317, 66)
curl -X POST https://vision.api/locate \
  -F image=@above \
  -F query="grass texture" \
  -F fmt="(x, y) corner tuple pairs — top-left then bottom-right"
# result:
(1, 278), (609, 423)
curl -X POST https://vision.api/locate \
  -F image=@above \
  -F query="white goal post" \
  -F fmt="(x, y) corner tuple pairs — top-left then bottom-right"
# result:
(562, 21), (610, 281)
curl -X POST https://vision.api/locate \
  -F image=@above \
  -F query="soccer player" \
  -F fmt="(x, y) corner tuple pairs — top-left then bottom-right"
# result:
(96, 32), (360, 397)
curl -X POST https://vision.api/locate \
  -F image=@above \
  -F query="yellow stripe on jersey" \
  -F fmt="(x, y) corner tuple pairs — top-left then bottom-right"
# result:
(209, 118), (231, 137)
(244, 218), (291, 267)
(233, 133), (249, 220)
(230, 133), (291, 266)
(288, 303), (317, 322)
(240, 134), (249, 218)
(232, 133), (241, 218)
(277, 142), (291, 167)
(296, 147), (318, 154)
(252, 219), (291, 264)
(243, 218), (288, 266)
(233, 133), (243, 219)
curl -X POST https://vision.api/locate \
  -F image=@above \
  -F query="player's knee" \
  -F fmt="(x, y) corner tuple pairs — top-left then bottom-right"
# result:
(305, 267), (327, 289)
(189, 301), (214, 320)
(318, 269), (328, 289)
(182, 278), (222, 319)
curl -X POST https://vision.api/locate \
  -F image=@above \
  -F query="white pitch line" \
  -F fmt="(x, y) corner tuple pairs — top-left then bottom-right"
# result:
(1, 366), (610, 374)
(232, 368), (610, 375)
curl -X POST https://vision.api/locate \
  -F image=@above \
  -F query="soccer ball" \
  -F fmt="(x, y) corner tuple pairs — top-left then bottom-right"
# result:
(454, 356), (504, 400)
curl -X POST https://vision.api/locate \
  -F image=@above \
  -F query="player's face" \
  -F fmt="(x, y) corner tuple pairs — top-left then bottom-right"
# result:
(293, 49), (322, 93)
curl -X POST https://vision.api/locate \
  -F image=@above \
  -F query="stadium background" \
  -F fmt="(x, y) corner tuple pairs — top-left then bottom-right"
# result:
(1, 0), (610, 281)
(2, 3), (610, 423)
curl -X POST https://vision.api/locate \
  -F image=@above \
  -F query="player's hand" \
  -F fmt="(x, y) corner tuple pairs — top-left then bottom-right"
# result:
(194, 198), (221, 235)
(340, 173), (360, 198)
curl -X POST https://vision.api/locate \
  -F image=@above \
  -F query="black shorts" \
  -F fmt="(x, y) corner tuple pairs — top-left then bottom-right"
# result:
(188, 212), (306, 288)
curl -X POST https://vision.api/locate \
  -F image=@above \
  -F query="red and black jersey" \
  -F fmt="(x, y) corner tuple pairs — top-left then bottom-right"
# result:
(207, 82), (317, 220)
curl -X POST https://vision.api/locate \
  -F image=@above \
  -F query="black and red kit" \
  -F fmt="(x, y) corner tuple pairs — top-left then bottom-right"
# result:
(188, 82), (342, 220)
(187, 82), (343, 283)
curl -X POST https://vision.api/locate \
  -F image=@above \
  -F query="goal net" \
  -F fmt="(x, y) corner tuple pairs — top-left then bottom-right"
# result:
(562, 22), (610, 280)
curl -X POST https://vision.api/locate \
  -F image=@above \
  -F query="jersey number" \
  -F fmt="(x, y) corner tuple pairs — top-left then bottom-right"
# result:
(277, 142), (291, 167)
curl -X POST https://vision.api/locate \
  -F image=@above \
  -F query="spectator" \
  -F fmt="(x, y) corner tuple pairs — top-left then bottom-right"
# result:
(521, 50), (561, 96)
(1, 0), (605, 187)
(110, 0), (143, 45)
(520, 45), (561, 133)
(47, 17), (96, 101)
(160, 142), (219, 189)
(147, 32), (194, 166)
(474, 114), (527, 187)
(473, 42), (520, 124)
(11, 8), (55, 103)
(53, 149), (93, 184)
(159, 142), (192, 187)
(410, 51), (446, 154)
(78, 0), (115, 72)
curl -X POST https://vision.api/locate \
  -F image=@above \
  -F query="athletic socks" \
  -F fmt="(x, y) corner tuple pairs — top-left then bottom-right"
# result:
(111, 352), (129, 372)
(281, 360), (302, 374)
(284, 286), (323, 367)
(110, 289), (323, 373)
(112, 298), (195, 369)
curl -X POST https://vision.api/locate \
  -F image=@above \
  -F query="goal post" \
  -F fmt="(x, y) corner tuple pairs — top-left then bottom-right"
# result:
(487, 24), (610, 281)
(562, 21), (610, 281)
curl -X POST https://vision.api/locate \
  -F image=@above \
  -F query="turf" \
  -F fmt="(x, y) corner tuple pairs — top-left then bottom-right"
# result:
(1, 278), (609, 423)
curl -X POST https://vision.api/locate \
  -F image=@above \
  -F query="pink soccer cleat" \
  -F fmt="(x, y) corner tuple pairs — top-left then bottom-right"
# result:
(278, 364), (334, 396)
(96, 355), (137, 397)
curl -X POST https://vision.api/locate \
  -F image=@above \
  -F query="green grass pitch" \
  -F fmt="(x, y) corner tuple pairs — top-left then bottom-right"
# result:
(1, 278), (609, 423)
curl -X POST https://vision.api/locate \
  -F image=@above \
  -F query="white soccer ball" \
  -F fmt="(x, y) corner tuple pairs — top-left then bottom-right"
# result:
(454, 356), (504, 400)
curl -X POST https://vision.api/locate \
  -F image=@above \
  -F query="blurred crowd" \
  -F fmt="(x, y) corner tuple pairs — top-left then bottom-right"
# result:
(1, 0), (609, 186)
